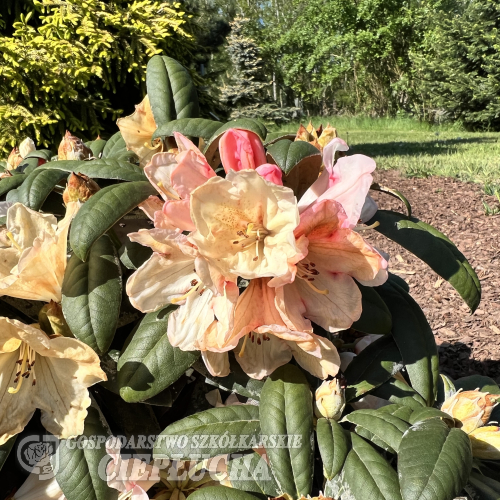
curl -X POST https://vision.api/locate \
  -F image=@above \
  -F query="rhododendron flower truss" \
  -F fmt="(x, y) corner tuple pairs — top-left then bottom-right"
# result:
(126, 228), (238, 375)
(225, 278), (340, 380)
(141, 132), (216, 231)
(0, 201), (79, 303)
(0, 318), (106, 445)
(189, 169), (301, 280)
(271, 199), (387, 332)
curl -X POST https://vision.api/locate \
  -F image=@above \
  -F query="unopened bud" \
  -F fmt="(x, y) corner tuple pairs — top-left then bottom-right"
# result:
(19, 137), (36, 158)
(469, 426), (500, 459)
(58, 131), (92, 161)
(441, 389), (499, 434)
(6, 147), (22, 170)
(317, 123), (338, 150)
(315, 379), (345, 420)
(63, 172), (100, 204)
(38, 300), (72, 338)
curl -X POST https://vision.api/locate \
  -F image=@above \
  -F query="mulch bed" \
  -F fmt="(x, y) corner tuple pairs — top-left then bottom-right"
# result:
(367, 170), (500, 383)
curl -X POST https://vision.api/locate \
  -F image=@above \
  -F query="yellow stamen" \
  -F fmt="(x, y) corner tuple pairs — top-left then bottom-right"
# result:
(6, 231), (22, 252)
(239, 334), (250, 358)
(171, 283), (202, 304)
(304, 279), (329, 295)
(118, 490), (134, 500)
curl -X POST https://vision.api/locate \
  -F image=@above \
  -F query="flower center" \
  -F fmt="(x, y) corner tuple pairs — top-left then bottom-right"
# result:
(296, 261), (329, 295)
(170, 278), (207, 304)
(239, 331), (272, 357)
(9, 342), (36, 394)
(232, 223), (269, 262)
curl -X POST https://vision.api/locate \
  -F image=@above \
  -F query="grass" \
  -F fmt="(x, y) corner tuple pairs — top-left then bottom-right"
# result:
(273, 116), (500, 185)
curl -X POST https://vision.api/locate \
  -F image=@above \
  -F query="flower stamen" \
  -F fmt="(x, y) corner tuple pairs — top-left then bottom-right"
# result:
(354, 221), (380, 232)
(297, 261), (329, 294)
(171, 282), (203, 304)
(9, 343), (37, 394)
(239, 333), (250, 358)
(6, 231), (22, 252)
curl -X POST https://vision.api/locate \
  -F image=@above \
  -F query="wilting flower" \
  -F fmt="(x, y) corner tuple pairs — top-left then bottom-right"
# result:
(126, 228), (237, 377)
(0, 202), (79, 303)
(295, 121), (338, 151)
(0, 317), (106, 445)
(62, 172), (100, 204)
(58, 131), (92, 161)
(189, 169), (301, 280)
(271, 199), (387, 332)
(6, 138), (37, 171)
(469, 426), (500, 459)
(219, 129), (282, 184)
(315, 379), (345, 420)
(221, 278), (340, 380)
(441, 389), (499, 434)
(298, 138), (377, 229)
(7, 147), (22, 170)
(106, 438), (159, 500)
(142, 133), (216, 231)
(117, 95), (160, 167)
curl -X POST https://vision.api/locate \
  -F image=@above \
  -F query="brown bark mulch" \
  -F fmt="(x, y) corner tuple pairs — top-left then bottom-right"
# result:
(367, 170), (500, 383)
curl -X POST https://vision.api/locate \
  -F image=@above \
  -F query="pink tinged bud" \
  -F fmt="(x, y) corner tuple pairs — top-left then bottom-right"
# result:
(255, 164), (283, 185)
(219, 129), (267, 173)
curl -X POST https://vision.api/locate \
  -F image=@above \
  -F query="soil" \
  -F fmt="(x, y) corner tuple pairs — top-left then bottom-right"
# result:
(368, 170), (500, 384)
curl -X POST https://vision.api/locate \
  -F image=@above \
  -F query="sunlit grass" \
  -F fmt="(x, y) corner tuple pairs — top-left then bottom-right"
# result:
(273, 116), (500, 185)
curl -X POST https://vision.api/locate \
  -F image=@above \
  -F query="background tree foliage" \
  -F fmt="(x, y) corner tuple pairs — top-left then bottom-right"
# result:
(0, 0), (195, 152)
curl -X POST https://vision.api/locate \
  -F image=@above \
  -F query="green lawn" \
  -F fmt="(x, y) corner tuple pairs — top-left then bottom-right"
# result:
(274, 117), (500, 186)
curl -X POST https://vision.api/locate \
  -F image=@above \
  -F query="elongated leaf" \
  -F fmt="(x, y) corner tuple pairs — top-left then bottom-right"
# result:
(62, 235), (122, 355)
(259, 364), (314, 498)
(316, 418), (349, 480)
(153, 405), (260, 459)
(6, 188), (19, 203)
(264, 132), (296, 146)
(117, 306), (199, 403)
(227, 452), (280, 496)
(102, 132), (126, 158)
(16, 168), (67, 210)
(0, 436), (16, 471)
(466, 472), (500, 500)
(370, 183), (412, 217)
(371, 378), (427, 410)
(408, 407), (455, 426)
(0, 174), (26, 196)
(153, 118), (221, 141)
(24, 149), (52, 162)
(70, 181), (157, 261)
(118, 240), (153, 270)
(204, 119), (267, 167)
(147, 55), (199, 125)
(454, 375), (500, 394)
(344, 334), (402, 401)
(41, 159), (144, 181)
(377, 280), (439, 406)
(16, 156), (41, 175)
(86, 139), (107, 157)
(367, 210), (481, 311)
(378, 404), (414, 422)
(352, 283), (392, 335)
(266, 139), (321, 199)
(399, 419), (472, 500)
(343, 433), (402, 500)
(53, 406), (116, 500)
(437, 374), (456, 405)
(343, 409), (410, 453)
(188, 486), (262, 500)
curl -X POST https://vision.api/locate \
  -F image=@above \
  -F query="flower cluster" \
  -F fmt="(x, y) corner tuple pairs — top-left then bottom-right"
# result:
(126, 128), (387, 380)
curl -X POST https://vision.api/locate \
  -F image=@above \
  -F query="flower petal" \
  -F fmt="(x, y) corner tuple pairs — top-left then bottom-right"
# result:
(163, 199), (195, 232)
(220, 129), (267, 173)
(144, 152), (178, 200)
(255, 164), (283, 185)
(170, 149), (215, 199)
(138, 195), (164, 221)
(201, 350), (230, 377)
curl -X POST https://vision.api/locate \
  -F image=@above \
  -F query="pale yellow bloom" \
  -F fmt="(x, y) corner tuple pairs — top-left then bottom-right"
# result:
(0, 202), (79, 303)
(117, 95), (160, 167)
(314, 379), (345, 420)
(0, 317), (106, 445)
(469, 426), (500, 460)
(189, 169), (301, 280)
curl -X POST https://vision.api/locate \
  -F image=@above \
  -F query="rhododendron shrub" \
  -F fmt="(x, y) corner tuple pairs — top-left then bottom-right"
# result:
(0, 55), (491, 500)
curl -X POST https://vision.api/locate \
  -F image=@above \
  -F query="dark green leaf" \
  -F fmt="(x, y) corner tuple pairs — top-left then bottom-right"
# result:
(101, 132), (126, 158)
(408, 407), (455, 426)
(41, 159), (144, 181)
(259, 364), (314, 499)
(117, 306), (199, 403)
(153, 118), (221, 141)
(344, 334), (402, 401)
(118, 240), (153, 270)
(86, 139), (107, 157)
(264, 132), (296, 146)
(16, 168), (67, 210)
(466, 472), (500, 500)
(69, 181), (157, 261)
(316, 418), (349, 480)
(376, 280), (439, 406)
(455, 375), (500, 394)
(62, 235), (122, 355)
(153, 405), (260, 459)
(0, 174), (26, 196)
(378, 404), (414, 422)
(343, 433), (402, 500)
(0, 436), (16, 471)
(53, 406), (117, 500)
(367, 210), (481, 312)
(399, 419), (473, 500)
(227, 452), (281, 496)
(24, 149), (52, 162)
(188, 486), (262, 500)
(352, 283), (392, 335)
(147, 55), (199, 125)
(343, 409), (410, 453)
(371, 378), (427, 410)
